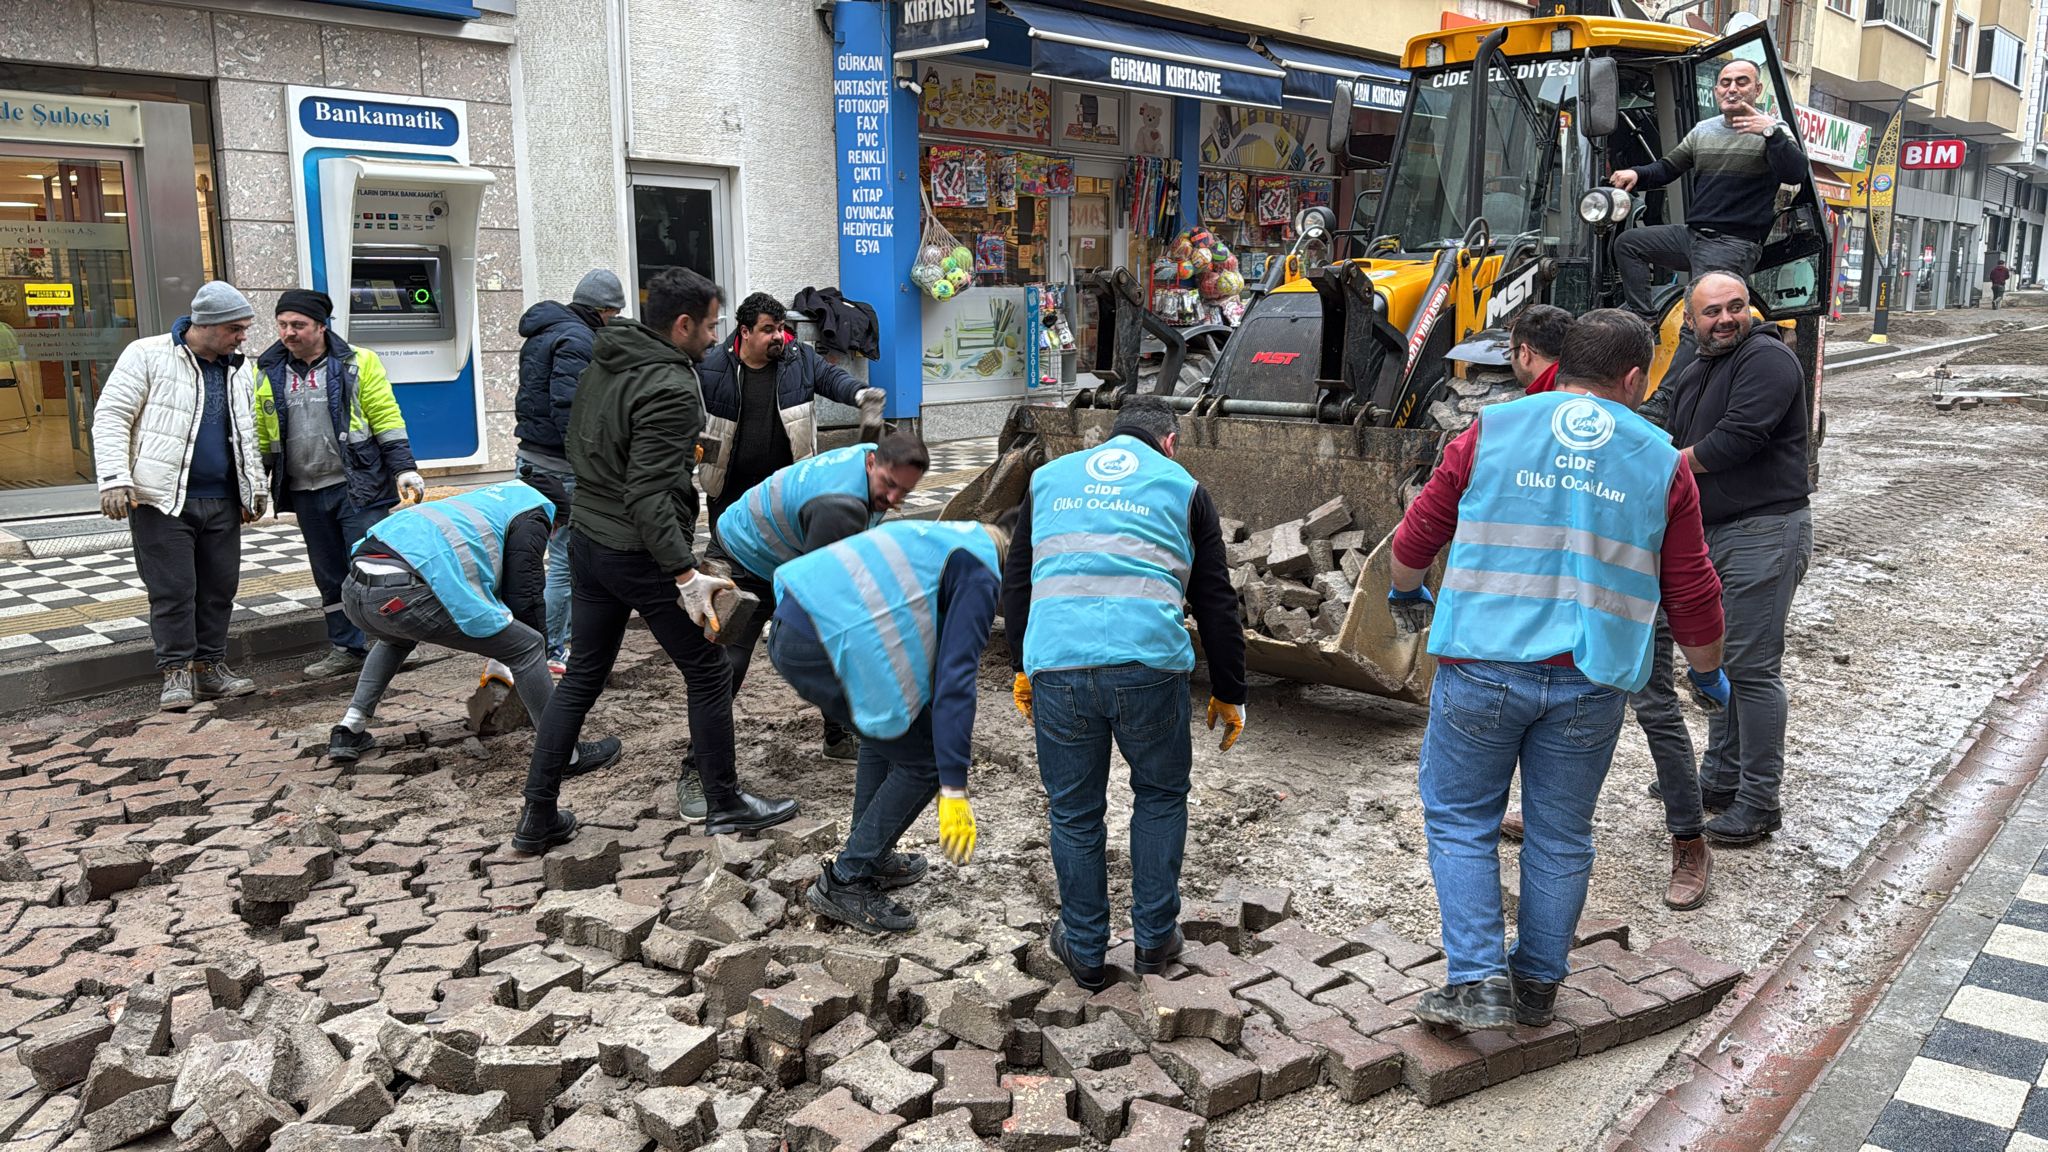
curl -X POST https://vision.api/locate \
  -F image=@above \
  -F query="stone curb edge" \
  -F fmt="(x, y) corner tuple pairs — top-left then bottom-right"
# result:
(0, 612), (332, 714)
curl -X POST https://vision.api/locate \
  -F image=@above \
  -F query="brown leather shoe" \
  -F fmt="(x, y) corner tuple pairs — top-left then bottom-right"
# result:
(1500, 809), (1525, 841)
(1666, 836), (1712, 911)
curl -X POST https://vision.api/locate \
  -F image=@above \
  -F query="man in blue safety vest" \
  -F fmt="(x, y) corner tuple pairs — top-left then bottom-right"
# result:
(668, 432), (931, 821)
(1000, 395), (1248, 990)
(1387, 309), (1730, 1031)
(324, 481), (622, 852)
(767, 518), (1010, 934)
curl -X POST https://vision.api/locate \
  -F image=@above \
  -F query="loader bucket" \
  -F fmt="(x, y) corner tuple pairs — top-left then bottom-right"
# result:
(942, 401), (1445, 704)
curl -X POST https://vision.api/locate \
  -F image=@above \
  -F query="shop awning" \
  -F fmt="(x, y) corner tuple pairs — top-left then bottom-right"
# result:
(1813, 161), (1862, 207)
(1003, 0), (1285, 108)
(1263, 39), (1409, 114)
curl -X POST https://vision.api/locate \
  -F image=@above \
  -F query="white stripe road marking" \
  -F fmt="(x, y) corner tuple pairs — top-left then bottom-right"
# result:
(1948, 984), (2048, 1045)
(1890, 1055), (2030, 1129)
(2010, 1132), (2048, 1152)
(2019, 874), (2048, 906)
(1984, 923), (2048, 970)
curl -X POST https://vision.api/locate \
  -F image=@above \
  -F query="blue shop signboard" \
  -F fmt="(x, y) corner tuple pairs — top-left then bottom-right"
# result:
(1006, 2), (1286, 109)
(304, 0), (481, 19)
(895, 0), (987, 60)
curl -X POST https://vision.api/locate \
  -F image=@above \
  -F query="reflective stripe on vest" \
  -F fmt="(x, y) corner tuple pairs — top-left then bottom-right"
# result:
(774, 520), (1001, 740)
(1022, 435), (1199, 678)
(716, 443), (878, 581)
(355, 480), (554, 638)
(1428, 392), (1679, 693)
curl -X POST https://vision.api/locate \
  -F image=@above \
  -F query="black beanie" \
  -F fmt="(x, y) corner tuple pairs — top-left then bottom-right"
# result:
(276, 289), (334, 326)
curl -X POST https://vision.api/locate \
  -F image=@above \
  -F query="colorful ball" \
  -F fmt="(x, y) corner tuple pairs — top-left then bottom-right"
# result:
(1189, 248), (1213, 274)
(1217, 270), (1245, 296)
(1175, 261), (1194, 280)
(930, 278), (955, 300)
(1197, 271), (1223, 299)
(1190, 229), (1216, 249)
(1222, 254), (1240, 272)
(949, 246), (972, 267)
(922, 244), (944, 265)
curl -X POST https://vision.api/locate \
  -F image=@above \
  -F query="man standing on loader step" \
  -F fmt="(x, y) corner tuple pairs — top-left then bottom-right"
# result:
(1387, 309), (1728, 1032)
(1608, 59), (1807, 319)
(1001, 395), (1248, 992)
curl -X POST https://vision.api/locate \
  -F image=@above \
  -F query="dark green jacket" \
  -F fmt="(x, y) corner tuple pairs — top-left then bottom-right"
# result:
(567, 319), (706, 577)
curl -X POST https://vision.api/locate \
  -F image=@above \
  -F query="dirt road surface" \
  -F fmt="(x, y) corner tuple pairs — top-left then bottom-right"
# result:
(19, 316), (2048, 1150)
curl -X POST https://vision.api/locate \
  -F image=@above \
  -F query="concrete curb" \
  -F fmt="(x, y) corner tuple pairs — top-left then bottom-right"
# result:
(1605, 651), (2048, 1151)
(0, 611), (331, 712)
(1826, 321), (2048, 370)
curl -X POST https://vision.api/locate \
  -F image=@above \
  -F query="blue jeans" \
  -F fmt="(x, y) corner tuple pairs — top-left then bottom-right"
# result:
(767, 620), (938, 883)
(1419, 661), (1627, 985)
(294, 483), (387, 655)
(1032, 664), (1194, 969)
(516, 455), (575, 660)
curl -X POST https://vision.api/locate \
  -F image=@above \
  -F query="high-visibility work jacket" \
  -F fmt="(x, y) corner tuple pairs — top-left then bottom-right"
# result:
(1430, 391), (1680, 692)
(1021, 435), (1198, 678)
(355, 481), (554, 638)
(715, 443), (878, 581)
(774, 520), (1002, 739)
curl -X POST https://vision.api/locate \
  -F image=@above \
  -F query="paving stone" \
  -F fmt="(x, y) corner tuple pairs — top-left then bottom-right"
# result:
(704, 899), (769, 943)
(1636, 969), (1707, 1036)
(1149, 1038), (1259, 1118)
(1568, 939), (1673, 983)
(894, 1107), (996, 1151)
(783, 1086), (905, 1152)
(472, 1045), (559, 1120)
(1177, 943), (1270, 992)
(1383, 1024), (1485, 1105)
(268, 1123), (404, 1151)
(639, 925), (716, 982)
(710, 1085), (767, 1134)
(1311, 981), (1411, 1036)
(1033, 981), (1091, 1028)
(591, 961), (689, 999)
(889, 1023), (954, 1073)
(84, 1081), (173, 1149)
(1507, 1018), (1579, 1075)
(1346, 921), (1442, 972)
(899, 933), (985, 975)
(999, 1074), (1083, 1151)
(1072, 1054), (1183, 1142)
(1007, 1017), (1044, 1069)
(926, 980), (1010, 1051)
(19, 1007), (114, 1089)
(479, 945), (583, 1009)
(747, 967), (854, 1048)
(1462, 1026), (1526, 1086)
(1083, 982), (1143, 1032)
(1249, 943), (1346, 996)
(1237, 978), (1338, 1038)
(108, 983), (172, 1055)
(823, 1039), (938, 1119)
(376, 1019), (474, 1092)
(1137, 974), (1241, 1044)
(541, 1106), (654, 1151)
(806, 1012), (881, 1082)
(1562, 967), (1665, 1042)
(240, 847), (336, 904)
(745, 1030), (804, 1089)
(597, 1021), (717, 1087)
(931, 1048), (1009, 1135)
(696, 941), (770, 1022)
(1294, 1017), (1402, 1102)
(75, 844), (152, 902)
(1109, 1099), (1207, 1152)
(1176, 900), (1244, 951)
(196, 1069), (296, 1151)
(1573, 919), (1631, 949)
(377, 1084), (508, 1145)
(1643, 938), (1744, 1000)
(822, 945), (897, 1018)
(533, 888), (658, 960)
(543, 837), (622, 891)
(1328, 951), (1430, 1003)
(1042, 1012), (1144, 1077)
(957, 957), (1051, 1018)
(634, 1085), (715, 1150)
(81, 1047), (180, 1114)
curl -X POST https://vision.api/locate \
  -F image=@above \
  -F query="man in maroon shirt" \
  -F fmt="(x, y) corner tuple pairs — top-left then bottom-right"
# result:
(1509, 304), (1571, 396)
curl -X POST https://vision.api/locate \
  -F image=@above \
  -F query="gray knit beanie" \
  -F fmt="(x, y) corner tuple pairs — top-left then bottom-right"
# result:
(189, 281), (255, 326)
(572, 270), (626, 310)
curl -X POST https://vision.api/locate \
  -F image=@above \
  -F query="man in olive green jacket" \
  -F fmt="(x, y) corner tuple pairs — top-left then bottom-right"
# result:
(514, 267), (799, 854)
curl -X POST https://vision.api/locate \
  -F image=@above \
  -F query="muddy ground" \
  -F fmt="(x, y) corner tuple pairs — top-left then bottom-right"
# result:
(27, 323), (2048, 1150)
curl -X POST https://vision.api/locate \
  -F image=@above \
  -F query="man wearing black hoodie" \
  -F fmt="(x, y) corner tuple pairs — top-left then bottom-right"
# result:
(1664, 271), (1813, 847)
(516, 267), (799, 852)
(516, 270), (623, 669)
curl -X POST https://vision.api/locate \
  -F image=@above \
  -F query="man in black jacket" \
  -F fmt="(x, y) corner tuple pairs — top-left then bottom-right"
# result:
(1664, 271), (1813, 846)
(519, 267), (799, 851)
(515, 270), (623, 668)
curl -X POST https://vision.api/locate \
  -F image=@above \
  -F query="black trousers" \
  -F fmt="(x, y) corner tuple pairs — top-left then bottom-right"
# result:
(705, 502), (848, 747)
(129, 498), (241, 670)
(524, 531), (738, 807)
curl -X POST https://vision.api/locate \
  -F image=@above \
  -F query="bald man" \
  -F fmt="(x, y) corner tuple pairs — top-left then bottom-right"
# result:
(1609, 60), (1808, 319)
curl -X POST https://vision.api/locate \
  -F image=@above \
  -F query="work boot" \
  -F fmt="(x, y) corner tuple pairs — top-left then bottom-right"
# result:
(1135, 927), (1184, 975)
(1510, 972), (1558, 1027)
(703, 790), (799, 837)
(1703, 802), (1781, 847)
(1647, 778), (1737, 811)
(327, 725), (377, 763)
(1050, 920), (1107, 992)
(1413, 976), (1516, 1031)
(1500, 809), (1525, 841)
(873, 851), (929, 891)
(159, 667), (196, 712)
(560, 737), (624, 782)
(822, 730), (859, 761)
(510, 802), (577, 854)
(675, 769), (708, 823)
(1666, 836), (1713, 910)
(807, 862), (915, 935)
(304, 647), (365, 679)
(193, 660), (255, 700)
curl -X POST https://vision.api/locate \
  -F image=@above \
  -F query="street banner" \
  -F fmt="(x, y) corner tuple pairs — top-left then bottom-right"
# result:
(1867, 110), (1902, 344)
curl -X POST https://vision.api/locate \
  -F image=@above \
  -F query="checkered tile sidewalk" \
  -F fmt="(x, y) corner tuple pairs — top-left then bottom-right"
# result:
(1862, 850), (2048, 1152)
(0, 437), (1000, 665)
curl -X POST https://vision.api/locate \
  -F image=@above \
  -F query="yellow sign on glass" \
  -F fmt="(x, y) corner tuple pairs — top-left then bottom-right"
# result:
(25, 282), (74, 307)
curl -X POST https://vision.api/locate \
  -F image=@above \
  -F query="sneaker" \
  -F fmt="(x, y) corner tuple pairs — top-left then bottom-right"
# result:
(510, 802), (578, 854)
(822, 733), (859, 761)
(1500, 808), (1525, 841)
(807, 863), (915, 934)
(1412, 976), (1516, 1031)
(193, 660), (255, 700)
(873, 851), (929, 891)
(675, 768), (708, 824)
(327, 725), (377, 763)
(1135, 927), (1184, 975)
(159, 667), (195, 712)
(561, 737), (623, 782)
(1666, 835), (1713, 910)
(1703, 802), (1781, 847)
(1050, 920), (1107, 992)
(1647, 779), (1737, 811)
(547, 657), (568, 677)
(304, 647), (366, 679)
(1510, 972), (1559, 1027)
(704, 790), (799, 837)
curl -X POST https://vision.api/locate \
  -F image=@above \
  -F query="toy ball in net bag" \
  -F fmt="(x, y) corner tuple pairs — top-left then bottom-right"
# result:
(1168, 234), (1193, 262)
(910, 263), (937, 288)
(1222, 253), (1240, 272)
(949, 245), (973, 268)
(930, 278), (956, 300)
(946, 267), (971, 288)
(1189, 247), (1213, 274)
(1151, 258), (1181, 282)
(1197, 271), (1223, 299)
(922, 244), (945, 265)
(1217, 270), (1246, 296)
(1190, 229), (1216, 249)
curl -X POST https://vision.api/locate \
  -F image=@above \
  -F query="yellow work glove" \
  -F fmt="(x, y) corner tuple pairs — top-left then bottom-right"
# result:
(1206, 697), (1247, 752)
(1013, 673), (1033, 722)
(937, 787), (977, 865)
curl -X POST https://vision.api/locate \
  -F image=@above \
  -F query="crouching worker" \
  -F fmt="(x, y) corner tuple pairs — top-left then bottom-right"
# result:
(768, 518), (1010, 934)
(326, 482), (622, 813)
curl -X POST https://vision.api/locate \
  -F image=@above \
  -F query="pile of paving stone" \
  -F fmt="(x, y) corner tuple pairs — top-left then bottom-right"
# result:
(0, 701), (1746, 1152)
(1222, 497), (1375, 643)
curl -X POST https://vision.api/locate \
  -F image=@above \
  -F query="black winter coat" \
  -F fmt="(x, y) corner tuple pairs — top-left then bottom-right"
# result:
(1665, 324), (1811, 526)
(515, 301), (602, 454)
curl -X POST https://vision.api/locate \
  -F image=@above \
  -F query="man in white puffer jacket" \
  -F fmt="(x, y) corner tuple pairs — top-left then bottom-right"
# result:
(92, 281), (270, 712)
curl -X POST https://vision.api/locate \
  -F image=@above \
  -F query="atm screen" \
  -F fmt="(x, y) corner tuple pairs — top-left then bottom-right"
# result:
(349, 258), (443, 319)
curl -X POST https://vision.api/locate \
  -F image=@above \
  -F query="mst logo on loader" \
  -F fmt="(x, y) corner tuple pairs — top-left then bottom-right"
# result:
(1484, 262), (1542, 329)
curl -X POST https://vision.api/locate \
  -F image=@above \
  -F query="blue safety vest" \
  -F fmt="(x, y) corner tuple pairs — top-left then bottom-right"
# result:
(716, 444), (879, 581)
(1021, 435), (1198, 678)
(774, 520), (1002, 740)
(1429, 391), (1679, 692)
(353, 480), (554, 639)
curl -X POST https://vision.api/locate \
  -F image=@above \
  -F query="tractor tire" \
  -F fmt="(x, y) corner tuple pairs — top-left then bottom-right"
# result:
(1137, 334), (1225, 397)
(1426, 367), (1522, 433)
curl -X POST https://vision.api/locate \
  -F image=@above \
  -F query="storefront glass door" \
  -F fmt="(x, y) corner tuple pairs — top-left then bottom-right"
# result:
(629, 169), (735, 320)
(0, 152), (138, 491)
